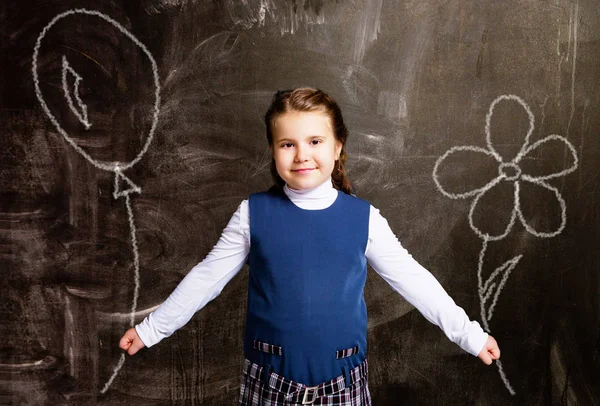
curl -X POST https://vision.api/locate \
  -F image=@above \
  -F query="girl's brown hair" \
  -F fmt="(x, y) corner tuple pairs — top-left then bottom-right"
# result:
(264, 87), (353, 194)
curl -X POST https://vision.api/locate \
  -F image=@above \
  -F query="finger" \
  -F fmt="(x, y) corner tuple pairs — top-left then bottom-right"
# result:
(490, 346), (501, 359)
(128, 340), (144, 356)
(480, 352), (493, 365)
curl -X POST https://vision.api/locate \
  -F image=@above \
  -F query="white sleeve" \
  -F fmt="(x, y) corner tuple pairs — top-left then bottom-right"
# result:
(135, 200), (250, 348)
(365, 205), (488, 356)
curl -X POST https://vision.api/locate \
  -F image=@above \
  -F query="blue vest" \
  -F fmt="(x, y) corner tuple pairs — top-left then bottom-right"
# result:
(245, 187), (370, 386)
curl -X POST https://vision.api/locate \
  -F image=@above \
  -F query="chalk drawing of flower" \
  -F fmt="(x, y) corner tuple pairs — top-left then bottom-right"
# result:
(432, 94), (578, 395)
(433, 94), (578, 242)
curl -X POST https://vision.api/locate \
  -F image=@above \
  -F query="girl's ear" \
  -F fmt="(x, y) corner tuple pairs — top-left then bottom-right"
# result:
(335, 141), (343, 159)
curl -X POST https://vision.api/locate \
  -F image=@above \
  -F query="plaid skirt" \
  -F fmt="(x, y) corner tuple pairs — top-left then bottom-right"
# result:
(239, 358), (371, 406)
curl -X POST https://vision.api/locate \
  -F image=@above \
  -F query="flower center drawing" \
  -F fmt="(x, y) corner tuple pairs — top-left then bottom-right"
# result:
(498, 162), (521, 181)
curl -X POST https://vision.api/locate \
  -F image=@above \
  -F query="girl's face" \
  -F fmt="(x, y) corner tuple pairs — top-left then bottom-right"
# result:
(271, 111), (342, 191)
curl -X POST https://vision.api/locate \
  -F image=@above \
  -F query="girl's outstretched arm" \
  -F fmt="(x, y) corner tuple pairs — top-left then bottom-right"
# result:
(126, 200), (251, 350)
(365, 205), (490, 358)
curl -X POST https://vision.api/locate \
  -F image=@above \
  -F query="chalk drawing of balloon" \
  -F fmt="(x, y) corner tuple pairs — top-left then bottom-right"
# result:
(433, 94), (578, 395)
(32, 8), (161, 394)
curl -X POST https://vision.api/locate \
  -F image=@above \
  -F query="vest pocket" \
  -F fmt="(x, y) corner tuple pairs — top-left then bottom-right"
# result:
(253, 340), (283, 356)
(336, 345), (359, 359)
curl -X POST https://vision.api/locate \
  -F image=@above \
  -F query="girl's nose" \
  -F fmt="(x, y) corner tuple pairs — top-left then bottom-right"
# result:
(294, 145), (309, 162)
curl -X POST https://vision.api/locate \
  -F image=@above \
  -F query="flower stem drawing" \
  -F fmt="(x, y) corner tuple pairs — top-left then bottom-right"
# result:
(432, 94), (578, 395)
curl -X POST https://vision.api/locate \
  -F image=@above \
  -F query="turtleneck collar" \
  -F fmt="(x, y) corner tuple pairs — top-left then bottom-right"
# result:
(282, 177), (338, 210)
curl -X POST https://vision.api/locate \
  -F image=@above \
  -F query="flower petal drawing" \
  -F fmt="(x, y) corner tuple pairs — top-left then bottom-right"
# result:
(468, 178), (518, 241)
(518, 176), (567, 238)
(485, 94), (535, 163)
(516, 134), (579, 181)
(433, 145), (501, 199)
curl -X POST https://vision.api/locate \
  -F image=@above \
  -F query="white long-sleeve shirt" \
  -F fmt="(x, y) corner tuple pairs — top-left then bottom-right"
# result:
(135, 178), (488, 356)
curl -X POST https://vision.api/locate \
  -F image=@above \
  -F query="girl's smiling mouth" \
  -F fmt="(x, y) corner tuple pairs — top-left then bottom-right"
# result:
(292, 168), (315, 173)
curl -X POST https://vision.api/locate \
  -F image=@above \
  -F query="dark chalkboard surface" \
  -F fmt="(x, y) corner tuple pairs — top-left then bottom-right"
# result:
(2, 0), (599, 404)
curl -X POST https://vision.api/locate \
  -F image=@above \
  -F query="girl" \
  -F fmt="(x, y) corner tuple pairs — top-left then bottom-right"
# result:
(120, 88), (500, 405)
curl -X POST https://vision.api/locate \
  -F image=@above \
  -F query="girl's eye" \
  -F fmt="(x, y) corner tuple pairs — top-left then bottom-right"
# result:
(311, 139), (322, 145)
(281, 143), (293, 148)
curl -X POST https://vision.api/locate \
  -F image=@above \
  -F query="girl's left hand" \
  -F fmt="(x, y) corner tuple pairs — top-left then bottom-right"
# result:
(477, 335), (501, 365)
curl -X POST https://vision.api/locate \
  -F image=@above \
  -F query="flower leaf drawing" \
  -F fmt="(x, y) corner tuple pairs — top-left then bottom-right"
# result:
(481, 254), (522, 322)
(61, 55), (91, 129)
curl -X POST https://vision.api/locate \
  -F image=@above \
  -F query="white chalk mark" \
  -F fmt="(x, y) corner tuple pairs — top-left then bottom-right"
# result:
(516, 134), (578, 180)
(123, 193), (141, 328)
(481, 254), (522, 322)
(32, 8), (161, 172)
(0, 356), (57, 369)
(468, 177), (517, 241)
(476, 238), (488, 303)
(567, 3), (573, 62)
(556, 7), (561, 57)
(482, 282), (495, 306)
(434, 95), (579, 240)
(498, 162), (521, 182)
(567, 1), (579, 138)
(432, 146), (501, 199)
(112, 165), (142, 330)
(32, 9), (161, 395)
(518, 176), (567, 238)
(433, 94), (580, 395)
(100, 353), (126, 394)
(113, 165), (142, 199)
(481, 254), (520, 297)
(496, 360), (516, 395)
(485, 95), (535, 163)
(257, 0), (269, 27)
(96, 304), (160, 324)
(62, 56), (91, 129)
(353, 0), (383, 63)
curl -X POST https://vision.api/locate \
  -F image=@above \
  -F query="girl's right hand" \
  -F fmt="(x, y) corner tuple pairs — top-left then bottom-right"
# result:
(119, 327), (146, 355)
(477, 335), (500, 365)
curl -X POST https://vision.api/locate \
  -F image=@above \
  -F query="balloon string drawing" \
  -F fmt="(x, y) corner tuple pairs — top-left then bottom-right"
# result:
(32, 9), (161, 394)
(432, 94), (578, 395)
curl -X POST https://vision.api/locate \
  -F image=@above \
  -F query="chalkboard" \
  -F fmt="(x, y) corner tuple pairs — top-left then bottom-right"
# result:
(2, 0), (599, 404)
